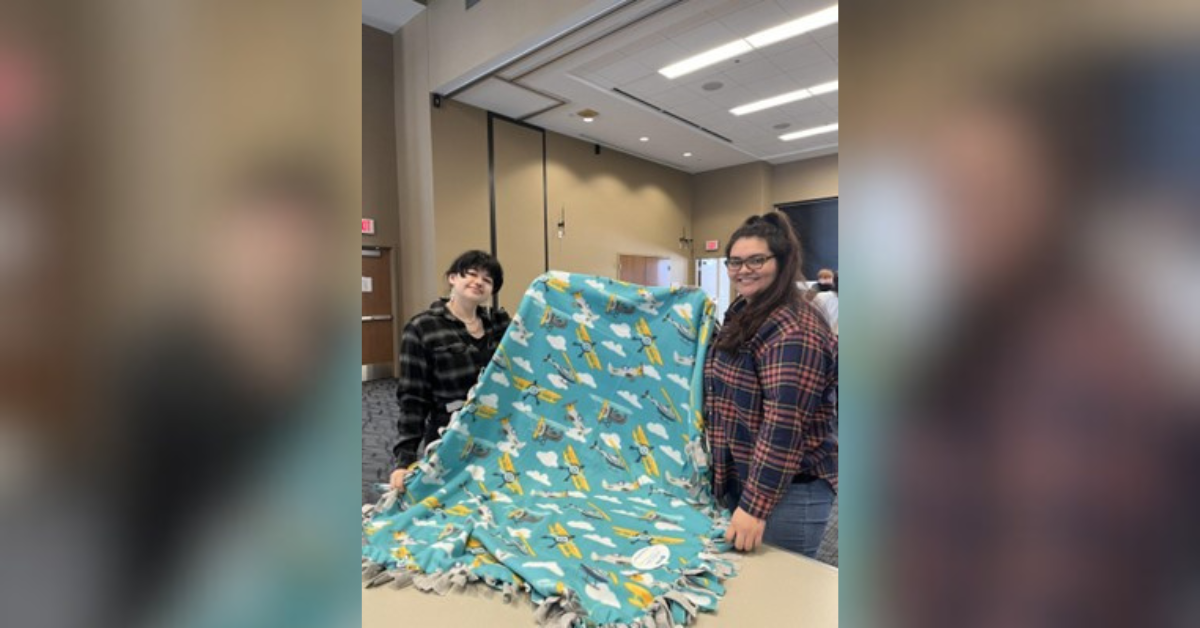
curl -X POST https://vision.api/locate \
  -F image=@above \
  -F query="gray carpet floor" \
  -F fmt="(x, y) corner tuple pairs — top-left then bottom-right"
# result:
(362, 379), (837, 566)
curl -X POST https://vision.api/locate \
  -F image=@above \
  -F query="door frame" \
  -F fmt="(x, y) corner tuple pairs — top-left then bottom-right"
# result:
(362, 245), (398, 381)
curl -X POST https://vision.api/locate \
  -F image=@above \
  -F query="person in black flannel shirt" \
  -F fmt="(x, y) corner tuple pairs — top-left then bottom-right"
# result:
(388, 251), (510, 492)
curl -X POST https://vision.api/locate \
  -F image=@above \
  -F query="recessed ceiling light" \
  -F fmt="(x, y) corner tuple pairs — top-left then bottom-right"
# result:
(659, 40), (752, 80)
(683, 152), (693, 157)
(746, 6), (839, 48)
(773, 122), (792, 130)
(583, 117), (594, 123)
(808, 80), (838, 95)
(656, 5), (838, 80)
(701, 81), (724, 91)
(639, 136), (650, 142)
(779, 123), (838, 141)
(730, 79), (838, 116)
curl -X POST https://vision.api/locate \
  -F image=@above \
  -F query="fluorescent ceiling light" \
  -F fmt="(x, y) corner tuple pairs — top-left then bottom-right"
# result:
(730, 80), (838, 116)
(746, 5), (839, 48)
(732, 88), (811, 115)
(780, 123), (838, 141)
(659, 40), (752, 79)
(657, 5), (838, 80)
(808, 80), (838, 95)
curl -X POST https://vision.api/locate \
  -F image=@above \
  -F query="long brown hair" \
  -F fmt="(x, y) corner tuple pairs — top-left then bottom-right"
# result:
(715, 212), (807, 353)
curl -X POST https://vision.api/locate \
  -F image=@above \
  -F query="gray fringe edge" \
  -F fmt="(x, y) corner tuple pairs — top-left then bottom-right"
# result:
(362, 551), (741, 628)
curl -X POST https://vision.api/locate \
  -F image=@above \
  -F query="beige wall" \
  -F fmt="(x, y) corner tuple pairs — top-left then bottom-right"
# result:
(690, 155), (839, 262)
(430, 99), (490, 303)
(425, 0), (599, 90)
(691, 162), (772, 260)
(421, 100), (693, 306)
(363, 25), (399, 249)
(771, 154), (839, 205)
(546, 133), (694, 288)
(393, 14), (439, 322)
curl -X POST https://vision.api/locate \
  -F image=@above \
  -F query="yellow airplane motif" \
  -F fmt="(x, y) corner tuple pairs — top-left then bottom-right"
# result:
(563, 444), (591, 492)
(496, 453), (524, 495)
(612, 526), (685, 546)
(532, 416), (565, 443)
(465, 537), (500, 569)
(573, 325), (603, 370)
(537, 275), (571, 293)
(462, 398), (498, 420)
(363, 520), (391, 536)
(624, 581), (654, 609)
(630, 425), (660, 477)
(605, 294), (637, 315)
(513, 375), (563, 405)
(634, 318), (664, 366)
(544, 522), (583, 559)
(539, 306), (569, 329)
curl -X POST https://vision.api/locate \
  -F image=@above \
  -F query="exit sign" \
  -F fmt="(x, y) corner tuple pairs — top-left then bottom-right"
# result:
(361, 218), (375, 235)
(705, 239), (720, 251)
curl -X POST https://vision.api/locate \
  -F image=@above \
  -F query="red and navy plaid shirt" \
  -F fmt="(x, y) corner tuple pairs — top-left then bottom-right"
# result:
(704, 296), (838, 520)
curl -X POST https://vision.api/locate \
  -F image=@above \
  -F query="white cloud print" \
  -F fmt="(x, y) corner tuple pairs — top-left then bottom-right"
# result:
(609, 324), (631, 339)
(479, 394), (499, 408)
(490, 372), (510, 387)
(646, 422), (669, 440)
(536, 451), (559, 468)
(467, 465), (486, 482)
(575, 373), (597, 388)
(586, 583), (622, 610)
(566, 521), (595, 532)
(584, 534), (616, 549)
(525, 289), (546, 305)
(642, 365), (661, 380)
(601, 341), (626, 357)
(667, 374), (691, 390)
(673, 303), (694, 320)
(547, 335), (567, 351)
(616, 391), (643, 408)
(547, 374), (570, 390)
(585, 279), (607, 292)
(526, 471), (552, 487)
(660, 445), (684, 466)
(514, 402), (534, 415)
(512, 357), (534, 373)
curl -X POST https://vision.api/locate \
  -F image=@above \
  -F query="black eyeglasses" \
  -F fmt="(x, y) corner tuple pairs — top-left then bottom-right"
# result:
(724, 255), (775, 271)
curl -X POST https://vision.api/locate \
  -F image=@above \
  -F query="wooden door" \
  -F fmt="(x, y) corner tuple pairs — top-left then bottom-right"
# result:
(618, 255), (671, 287)
(362, 248), (395, 381)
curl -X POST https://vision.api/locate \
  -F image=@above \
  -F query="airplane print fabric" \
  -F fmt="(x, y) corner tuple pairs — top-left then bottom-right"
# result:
(362, 272), (737, 628)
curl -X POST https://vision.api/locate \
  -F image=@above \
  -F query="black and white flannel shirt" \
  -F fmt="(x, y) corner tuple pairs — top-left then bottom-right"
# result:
(393, 299), (510, 466)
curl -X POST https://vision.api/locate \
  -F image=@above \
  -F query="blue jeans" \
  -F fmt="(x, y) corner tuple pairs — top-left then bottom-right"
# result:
(725, 479), (835, 558)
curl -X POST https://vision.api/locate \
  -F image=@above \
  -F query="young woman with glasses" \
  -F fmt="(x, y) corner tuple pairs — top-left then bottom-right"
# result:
(703, 213), (838, 558)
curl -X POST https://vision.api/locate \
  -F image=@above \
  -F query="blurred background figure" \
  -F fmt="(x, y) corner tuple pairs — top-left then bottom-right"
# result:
(106, 157), (343, 624)
(811, 268), (838, 335)
(849, 3), (1199, 627)
(0, 2), (360, 628)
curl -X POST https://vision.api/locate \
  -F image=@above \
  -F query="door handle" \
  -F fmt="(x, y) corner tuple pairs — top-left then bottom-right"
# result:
(361, 315), (394, 322)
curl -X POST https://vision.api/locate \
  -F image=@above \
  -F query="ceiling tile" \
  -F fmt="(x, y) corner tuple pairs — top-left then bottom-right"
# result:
(774, 0), (839, 20)
(718, 1), (792, 38)
(668, 21), (742, 54)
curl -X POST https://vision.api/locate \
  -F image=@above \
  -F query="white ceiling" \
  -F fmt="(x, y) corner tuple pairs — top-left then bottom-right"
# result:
(450, 0), (838, 173)
(362, 0), (425, 34)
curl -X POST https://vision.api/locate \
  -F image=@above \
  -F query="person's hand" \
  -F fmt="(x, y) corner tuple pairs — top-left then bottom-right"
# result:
(388, 467), (409, 493)
(724, 507), (766, 552)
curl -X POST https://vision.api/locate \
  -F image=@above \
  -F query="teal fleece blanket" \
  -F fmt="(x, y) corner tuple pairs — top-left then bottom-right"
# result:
(362, 272), (737, 628)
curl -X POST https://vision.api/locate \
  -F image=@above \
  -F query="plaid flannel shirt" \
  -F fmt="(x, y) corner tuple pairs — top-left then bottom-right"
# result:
(393, 299), (510, 466)
(704, 297), (838, 520)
